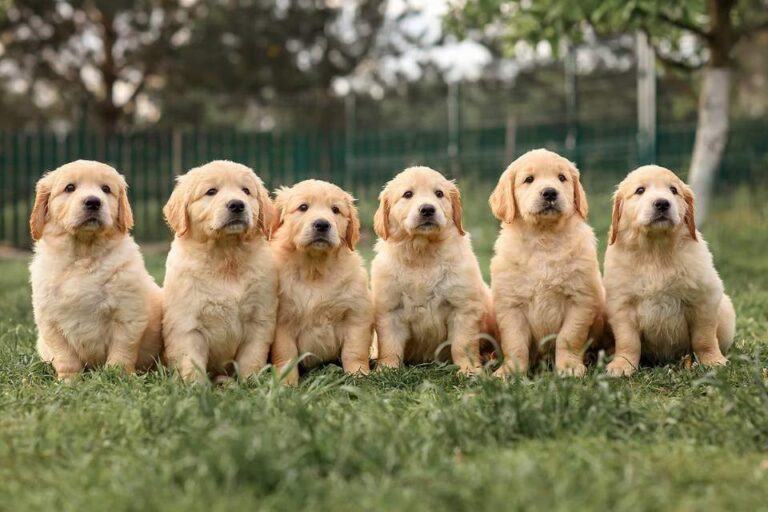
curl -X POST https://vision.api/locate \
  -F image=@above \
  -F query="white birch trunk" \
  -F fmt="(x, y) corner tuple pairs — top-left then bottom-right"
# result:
(688, 67), (731, 225)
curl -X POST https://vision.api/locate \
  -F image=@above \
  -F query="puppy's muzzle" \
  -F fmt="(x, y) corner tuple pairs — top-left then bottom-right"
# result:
(419, 204), (436, 218)
(83, 196), (102, 211)
(650, 198), (672, 223)
(313, 219), (331, 234)
(227, 200), (245, 214)
(538, 188), (561, 213)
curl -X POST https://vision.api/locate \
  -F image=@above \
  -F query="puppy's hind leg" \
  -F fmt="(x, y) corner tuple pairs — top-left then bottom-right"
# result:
(493, 307), (531, 377)
(716, 294), (736, 355)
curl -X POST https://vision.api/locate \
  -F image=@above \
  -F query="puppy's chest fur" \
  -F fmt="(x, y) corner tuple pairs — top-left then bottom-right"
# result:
(392, 261), (463, 360)
(279, 268), (363, 363)
(608, 250), (714, 359)
(32, 244), (146, 360)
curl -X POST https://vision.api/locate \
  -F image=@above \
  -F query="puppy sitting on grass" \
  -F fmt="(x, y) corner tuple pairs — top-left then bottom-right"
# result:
(29, 160), (162, 380)
(162, 160), (277, 384)
(604, 165), (735, 377)
(269, 180), (373, 385)
(489, 149), (604, 377)
(371, 166), (495, 375)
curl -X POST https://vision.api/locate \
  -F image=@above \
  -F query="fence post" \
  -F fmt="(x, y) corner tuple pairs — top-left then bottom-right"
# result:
(564, 46), (580, 168)
(447, 81), (461, 177)
(344, 93), (355, 186)
(636, 31), (657, 165)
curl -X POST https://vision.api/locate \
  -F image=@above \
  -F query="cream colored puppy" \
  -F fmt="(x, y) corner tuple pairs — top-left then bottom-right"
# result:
(490, 149), (604, 377)
(604, 165), (735, 377)
(371, 166), (495, 375)
(269, 180), (373, 385)
(162, 160), (277, 383)
(29, 160), (162, 380)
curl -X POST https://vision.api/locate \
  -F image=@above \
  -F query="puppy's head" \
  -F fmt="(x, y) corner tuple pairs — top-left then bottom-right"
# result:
(373, 166), (464, 241)
(489, 149), (587, 225)
(30, 160), (132, 241)
(609, 165), (696, 245)
(163, 160), (274, 241)
(272, 180), (359, 253)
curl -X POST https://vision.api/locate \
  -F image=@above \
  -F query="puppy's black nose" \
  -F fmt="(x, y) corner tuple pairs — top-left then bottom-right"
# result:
(313, 219), (331, 232)
(419, 204), (436, 217)
(227, 200), (245, 213)
(654, 199), (671, 212)
(542, 188), (558, 202)
(83, 196), (101, 211)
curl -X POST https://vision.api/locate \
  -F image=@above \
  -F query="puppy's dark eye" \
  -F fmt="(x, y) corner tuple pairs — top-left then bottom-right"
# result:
(524, 176), (534, 184)
(101, 185), (111, 194)
(670, 186), (678, 195)
(64, 184), (76, 193)
(635, 187), (645, 195)
(403, 191), (413, 199)
(298, 203), (309, 212)
(558, 174), (567, 182)
(435, 190), (444, 198)
(205, 188), (218, 196)
(242, 187), (251, 196)
(331, 206), (340, 215)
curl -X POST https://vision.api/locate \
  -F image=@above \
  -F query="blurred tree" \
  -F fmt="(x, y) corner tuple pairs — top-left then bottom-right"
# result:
(0, 0), (192, 131)
(158, 0), (386, 129)
(449, 0), (768, 222)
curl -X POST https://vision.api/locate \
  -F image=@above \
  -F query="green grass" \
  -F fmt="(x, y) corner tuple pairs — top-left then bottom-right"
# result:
(1, 183), (767, 511)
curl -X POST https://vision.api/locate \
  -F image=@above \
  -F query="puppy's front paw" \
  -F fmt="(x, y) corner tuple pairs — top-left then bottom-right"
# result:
(556, 363), (587, 378)
(493, 363), (525, 379)
(374, 357), (401, 371)
(457, 364), (483, 377)
(697, 352), (728, 367)
(606, 359), (636, 377)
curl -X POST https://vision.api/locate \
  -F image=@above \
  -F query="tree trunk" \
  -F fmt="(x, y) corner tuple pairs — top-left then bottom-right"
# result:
(687, 66), (731, 225)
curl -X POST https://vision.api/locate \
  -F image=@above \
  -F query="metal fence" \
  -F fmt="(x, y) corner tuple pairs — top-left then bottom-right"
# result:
(1, 119), (766, 247)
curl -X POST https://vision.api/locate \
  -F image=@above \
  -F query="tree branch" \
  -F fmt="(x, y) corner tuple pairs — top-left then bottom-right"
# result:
(634, 5), (711, 40)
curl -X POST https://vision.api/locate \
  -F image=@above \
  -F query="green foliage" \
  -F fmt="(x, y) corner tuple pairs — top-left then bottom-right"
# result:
(0, 185), (767, 510)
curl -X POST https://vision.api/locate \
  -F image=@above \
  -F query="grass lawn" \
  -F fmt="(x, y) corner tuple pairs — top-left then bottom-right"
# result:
(0, 182), (767, 511)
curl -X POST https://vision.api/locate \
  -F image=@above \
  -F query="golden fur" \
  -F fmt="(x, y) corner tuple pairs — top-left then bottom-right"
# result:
(162, 160), (278, 383)
(604, 165), (735, 376)
(269, 180), (373, 385)
(29, 160), (162, 380)
(489, 149), (604, 377)
(370, 166), (495, 374)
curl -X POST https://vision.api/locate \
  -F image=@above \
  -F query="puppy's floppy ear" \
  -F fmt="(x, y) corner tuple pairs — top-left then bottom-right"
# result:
(682, 183), (698, 242)
(344, 194), (361, 250)
(571, 165), (588, 219)
(489, 165), (516, 223)
(115, 173), (134, 234)
(448, 181), (465, 236)
(373, 188), (391, 240)
(608, 191), (623, 245)
(253, 178), (276, 238)
(30, 172), (54, 241)
(270, 186), (289, 238)
(163, 174), (190, 237)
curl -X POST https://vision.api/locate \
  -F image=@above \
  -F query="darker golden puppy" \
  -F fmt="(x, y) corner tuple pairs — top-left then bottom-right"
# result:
(489, 149), (604, 377)
(162, 160), (278, 383)
(604, 165), (735, 376)
(269, 180), (373, 385)
(371, 166), (495, 375)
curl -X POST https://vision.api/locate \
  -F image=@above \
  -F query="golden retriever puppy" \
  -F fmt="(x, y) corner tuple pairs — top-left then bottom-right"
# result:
(269, 180), (373, 385)
(162, 160), (278, 383)
(604, 165), (735, 377)
(489, 149), (604, 377)
(371, 166), (494, 375)
(29, 160), (162, 380)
